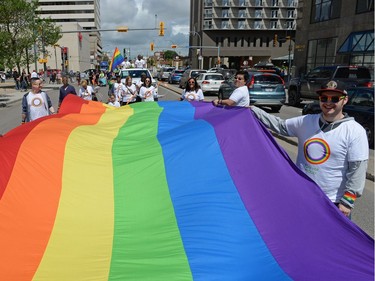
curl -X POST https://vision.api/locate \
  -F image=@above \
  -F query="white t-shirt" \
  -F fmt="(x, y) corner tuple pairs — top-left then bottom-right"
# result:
(134, 59), (146, 68)
(229, 85), (249, 107)
(286, 114), (369, 202)
(182, 89), (204, 101)
(78, 85), (94, 100)
(26, 92), (49, 121)
(108, 101), (120, 107)
(122, 84), (137, 103)
(139, 86), (156, 102)
(114, 82), (126, 101)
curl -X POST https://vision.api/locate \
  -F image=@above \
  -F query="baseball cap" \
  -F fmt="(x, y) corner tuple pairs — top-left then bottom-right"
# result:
(316, 80), (348, 95)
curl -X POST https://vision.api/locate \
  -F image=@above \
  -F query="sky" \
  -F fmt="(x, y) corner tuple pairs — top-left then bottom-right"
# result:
(100, 0), (191, 59)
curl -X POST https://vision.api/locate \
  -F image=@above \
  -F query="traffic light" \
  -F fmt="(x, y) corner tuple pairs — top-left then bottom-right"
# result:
(273, 34), (278, 47)
(171, 44), (177, 49)
(159, 21), (165, 36)
(117, 26), (128, 32)
(150, 42), (154, 51)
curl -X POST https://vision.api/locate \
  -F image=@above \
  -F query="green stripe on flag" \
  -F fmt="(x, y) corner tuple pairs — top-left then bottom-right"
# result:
(109, 102), (192, 280)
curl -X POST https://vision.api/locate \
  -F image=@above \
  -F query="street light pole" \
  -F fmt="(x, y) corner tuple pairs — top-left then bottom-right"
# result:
(190, 31), (202, 69)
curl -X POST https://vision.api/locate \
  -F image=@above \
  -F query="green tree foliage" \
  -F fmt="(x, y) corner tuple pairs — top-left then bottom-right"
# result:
(0, 0), (61, 72)
(163, 50), (178, 60)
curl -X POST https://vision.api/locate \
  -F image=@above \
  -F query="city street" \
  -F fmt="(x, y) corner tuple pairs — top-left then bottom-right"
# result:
(0, 82), (373, 237)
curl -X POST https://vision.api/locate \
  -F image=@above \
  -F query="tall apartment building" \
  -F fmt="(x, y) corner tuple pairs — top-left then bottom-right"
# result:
(190, 0), (297, 70)
(37, 0), (102, 72)
(294, 0), (374, 77)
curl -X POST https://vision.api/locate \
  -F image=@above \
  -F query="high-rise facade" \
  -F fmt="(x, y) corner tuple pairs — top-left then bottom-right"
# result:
(294, 0), (374, 77)
(190, 0), (297, 70)
(37, 0), (101, 72)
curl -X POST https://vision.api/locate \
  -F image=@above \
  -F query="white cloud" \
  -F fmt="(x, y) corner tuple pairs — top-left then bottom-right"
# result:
(100, 0), (190, 58)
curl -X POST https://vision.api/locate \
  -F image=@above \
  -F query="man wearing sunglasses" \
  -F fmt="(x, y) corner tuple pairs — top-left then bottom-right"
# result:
(251, 80), (368, 218)
(212, 70), (249, 107)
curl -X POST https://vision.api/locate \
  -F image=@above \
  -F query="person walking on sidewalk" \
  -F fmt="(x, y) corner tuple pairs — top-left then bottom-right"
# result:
(250, 80), (369, 218)
(21, 79), (55, 123)
(13, 69), (20, 90)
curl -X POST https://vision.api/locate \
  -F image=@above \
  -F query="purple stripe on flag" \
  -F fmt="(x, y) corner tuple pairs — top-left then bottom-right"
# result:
(192, 102), (374, 281)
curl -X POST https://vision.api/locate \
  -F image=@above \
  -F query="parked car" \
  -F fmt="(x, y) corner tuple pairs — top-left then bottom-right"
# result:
(288, 65), (372, 106)
(168, 69), (184, 84)
(196, 73), (225, 95)
(218, 71), (286, 112)
(157, 67), (175, 81)
(302, 87), (374, 146)
(179, 69), (207, 89)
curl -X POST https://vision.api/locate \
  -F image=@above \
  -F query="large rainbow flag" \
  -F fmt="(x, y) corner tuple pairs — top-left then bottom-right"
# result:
(109, 47), (124, 71)
(0, 95), (373, 280)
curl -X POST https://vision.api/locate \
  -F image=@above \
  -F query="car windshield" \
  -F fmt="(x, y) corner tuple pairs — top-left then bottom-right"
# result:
(163, 67), (175, 72)
(173, 70), (184, 75)
(205, 75), (224, 80)
(191, 71), (206, 78)
(121, 70), (151, 79)
(335, 67), (371, 79)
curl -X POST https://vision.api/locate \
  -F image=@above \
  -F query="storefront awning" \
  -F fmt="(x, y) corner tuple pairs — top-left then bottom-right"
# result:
(338, 30), (374, 53)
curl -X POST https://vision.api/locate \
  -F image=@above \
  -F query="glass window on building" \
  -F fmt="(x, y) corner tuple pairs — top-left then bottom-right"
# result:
(239, 8), (246, 17)
(204, 8), (212, 18)
(311, 0), (341, 23)
(356, 0), (374, 13)
(306, 37), (338, 72)
(255, 9), (262, 18)
(286, 20), (294, 29)
(287, 0), (296, 6)
(254, 20), (262, 29)
(287, 9), (294, 18)
(255, 0), (263, 6)
(271, 9), (278, 18)
(272, 0), (279, 6)
(270, 20), (277, 29)
(222, 8), (229, 17)
(204, 20), (212, 29)
(238, 20), (246, 29)
(223, 0), (230, 6)
(239, 0), (247, 6)
(222, 19), (230, 29)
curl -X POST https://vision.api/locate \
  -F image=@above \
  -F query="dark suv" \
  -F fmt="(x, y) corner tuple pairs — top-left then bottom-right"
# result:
(288, 65), (372, 106)
(218, 71), (286, 112)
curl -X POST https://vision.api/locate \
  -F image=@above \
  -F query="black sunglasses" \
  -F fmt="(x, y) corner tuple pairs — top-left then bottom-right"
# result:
(319, 96), (345, 103)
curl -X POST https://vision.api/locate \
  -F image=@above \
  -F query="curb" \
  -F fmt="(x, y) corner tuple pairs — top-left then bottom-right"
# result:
(159, 83), (375, 182)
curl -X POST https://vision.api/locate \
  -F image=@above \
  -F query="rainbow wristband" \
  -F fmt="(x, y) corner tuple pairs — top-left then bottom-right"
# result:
(340, 190), (357, 208)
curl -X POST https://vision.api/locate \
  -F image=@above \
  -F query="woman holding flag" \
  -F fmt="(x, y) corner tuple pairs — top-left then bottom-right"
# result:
(139, 77), (157, 102)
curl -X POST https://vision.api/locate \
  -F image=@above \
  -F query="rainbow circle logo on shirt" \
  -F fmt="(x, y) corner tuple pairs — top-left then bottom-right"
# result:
(186, 93), (197, 101)
(31, 97), (43, 107)
(304, 138), (330, 165)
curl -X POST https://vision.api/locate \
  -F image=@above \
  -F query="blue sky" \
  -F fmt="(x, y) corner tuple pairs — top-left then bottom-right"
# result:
(101, 0), (190, 59)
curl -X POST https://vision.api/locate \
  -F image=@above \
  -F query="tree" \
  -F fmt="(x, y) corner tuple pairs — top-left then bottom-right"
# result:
(163, 50), (178, 60)
(0, 0), (61, 73)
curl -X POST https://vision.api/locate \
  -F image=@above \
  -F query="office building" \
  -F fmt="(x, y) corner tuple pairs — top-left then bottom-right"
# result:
(294, 0), (374, 76)
(37, 0), (102, 72)
(190, 0), (297, 70)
